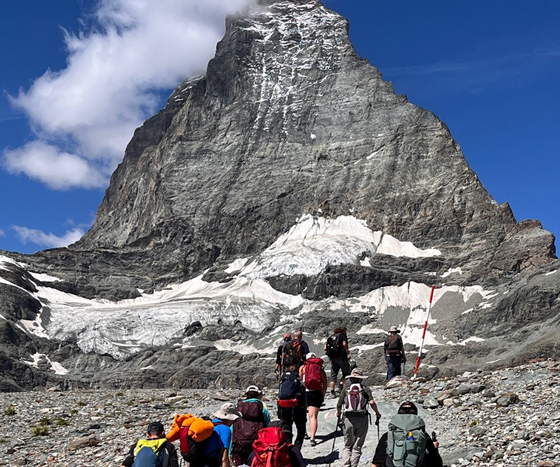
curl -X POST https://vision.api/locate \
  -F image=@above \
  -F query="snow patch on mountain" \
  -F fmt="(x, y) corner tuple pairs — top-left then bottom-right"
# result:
(21, 352), (68, 375)
(241, 215), (440, 279)
(38, 275), (304, 359)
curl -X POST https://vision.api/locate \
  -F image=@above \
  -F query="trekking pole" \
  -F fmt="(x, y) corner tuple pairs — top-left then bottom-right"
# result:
(330, 414), (341, 454)
(413, 286), (436, 378)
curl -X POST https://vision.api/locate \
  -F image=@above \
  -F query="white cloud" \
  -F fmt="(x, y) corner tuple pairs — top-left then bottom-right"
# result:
(3, 0), (256, 190)
(4, 141), (106, 190)
(0, 229), (5, 237)
(12, 226), (86, 249)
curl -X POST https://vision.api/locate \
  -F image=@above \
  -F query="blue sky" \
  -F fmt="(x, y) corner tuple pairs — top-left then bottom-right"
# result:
(1, 0), (558, 254)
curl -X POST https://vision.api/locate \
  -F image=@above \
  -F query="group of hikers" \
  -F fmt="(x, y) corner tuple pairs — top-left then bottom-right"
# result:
(121, 326), (442, 467)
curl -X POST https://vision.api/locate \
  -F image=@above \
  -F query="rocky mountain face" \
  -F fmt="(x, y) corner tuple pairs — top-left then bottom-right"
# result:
(0, 0), (559, 391)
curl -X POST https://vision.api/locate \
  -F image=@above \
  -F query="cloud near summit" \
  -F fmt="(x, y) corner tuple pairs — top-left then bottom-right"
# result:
(3, 0), (256, 190)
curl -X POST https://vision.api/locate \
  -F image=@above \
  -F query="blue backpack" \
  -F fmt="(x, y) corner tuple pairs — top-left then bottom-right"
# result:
(132, 438), (167, 467)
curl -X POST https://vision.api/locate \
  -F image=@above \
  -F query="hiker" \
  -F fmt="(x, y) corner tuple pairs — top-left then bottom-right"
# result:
(277, 364), (307, 448)
(384, 326), (406, 380)
(167, 413), (215, 466)
(336, 368), (382, 467)
(276, 332), (292, 377)
(202, 403), (242, 467)
(370, 401), (442, 467)
(119, 421), (179, 467)
(232, 385), (271, 466)
(282, 330), (309, 371)
(299, 352), (327, 446)
(325, 326), (351, 396)
(246, 420), (307, 467)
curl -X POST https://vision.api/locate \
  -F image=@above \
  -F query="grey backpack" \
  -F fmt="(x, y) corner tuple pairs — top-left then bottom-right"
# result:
(386, 414), (428, 467)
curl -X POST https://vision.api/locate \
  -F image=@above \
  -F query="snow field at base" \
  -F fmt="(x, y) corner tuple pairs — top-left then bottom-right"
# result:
(2, 215), (493, 364)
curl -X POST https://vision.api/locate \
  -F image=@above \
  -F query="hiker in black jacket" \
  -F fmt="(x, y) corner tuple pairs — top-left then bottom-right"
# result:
(120, 421), (179, 467)
(370, 401), (442, 467)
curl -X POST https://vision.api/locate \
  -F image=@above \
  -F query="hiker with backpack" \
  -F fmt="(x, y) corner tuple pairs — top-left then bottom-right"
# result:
(119, 421), (179, 467)
(276, 332), (292, 377)
(231, 385), (271, 466)
(277, 364), (307, 448)
(282, 330), (309, 372)
(325, 326), (351, 397)
(167, 413), (216, 466)
(299, 352), (327, 446)
(370, 401), (442, 467)
(384, 326), (406, 380)
(202, 403), (242, 467)
(336, 368), (382, 467)
(246, 420), (306, 467)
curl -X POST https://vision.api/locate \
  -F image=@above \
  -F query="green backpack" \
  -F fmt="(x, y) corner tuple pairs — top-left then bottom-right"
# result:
(386, 414), (428, 467)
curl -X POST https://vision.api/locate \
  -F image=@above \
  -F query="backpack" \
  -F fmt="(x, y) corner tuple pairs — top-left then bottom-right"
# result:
(251, 427), (292, 467)
(386, 414), (428, 467)
(282, 339), (304, 368)
(325, 333), (343, 358)
(278, 371), (304, 408)
(232, 400), (265, 453)
(386, 334), (403, 355)
(344, 383), (368, 413)
(179, 416), (215, 463)
(303, 358), (324, 391)
(132, 438), (167, 467)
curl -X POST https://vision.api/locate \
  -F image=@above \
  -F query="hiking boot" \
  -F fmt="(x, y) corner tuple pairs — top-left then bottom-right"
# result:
(310, 439), (317, 447)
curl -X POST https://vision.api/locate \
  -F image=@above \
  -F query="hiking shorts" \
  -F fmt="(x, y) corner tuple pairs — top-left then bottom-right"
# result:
(306, 390), (324, 408)
(330, 357), (351, 383)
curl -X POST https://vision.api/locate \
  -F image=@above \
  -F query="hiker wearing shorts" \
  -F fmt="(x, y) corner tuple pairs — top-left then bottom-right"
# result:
(299, 352), (327, 446)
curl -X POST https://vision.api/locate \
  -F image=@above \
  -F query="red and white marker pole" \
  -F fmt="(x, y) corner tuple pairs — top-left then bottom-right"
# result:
(413, 285), (436, 378)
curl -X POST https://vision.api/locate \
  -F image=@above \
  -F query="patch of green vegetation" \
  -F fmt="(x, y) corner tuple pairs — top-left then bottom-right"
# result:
(32, 425), (49, 437)
(55, 417), (69, 426)
(4, 406), (16, 416)
(469, 419), (479, 427)
(39, 415), (52, 426)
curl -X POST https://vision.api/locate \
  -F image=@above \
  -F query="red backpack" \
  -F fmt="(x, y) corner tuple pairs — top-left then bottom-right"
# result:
(303, 358), (324, 391)
(251, 427), (292, 467)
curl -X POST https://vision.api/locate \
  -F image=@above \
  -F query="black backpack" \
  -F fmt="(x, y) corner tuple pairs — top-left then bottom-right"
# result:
(325, 333), (343, 358)
(282, 339), (304, 367)
(278, 371), (304, 408)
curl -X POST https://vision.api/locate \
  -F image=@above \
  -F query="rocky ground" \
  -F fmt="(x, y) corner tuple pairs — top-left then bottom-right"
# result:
(0, 359), (558, 467)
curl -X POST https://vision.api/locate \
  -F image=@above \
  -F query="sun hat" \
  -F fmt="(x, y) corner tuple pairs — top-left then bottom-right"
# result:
(349, 367), (368, 379)
(389, 325), (400, 333)
(214, 402), (242, 421)
(306, 352), (317, 359)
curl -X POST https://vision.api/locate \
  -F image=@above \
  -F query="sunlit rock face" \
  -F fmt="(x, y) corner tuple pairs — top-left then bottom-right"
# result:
(0, 0), (558, 390)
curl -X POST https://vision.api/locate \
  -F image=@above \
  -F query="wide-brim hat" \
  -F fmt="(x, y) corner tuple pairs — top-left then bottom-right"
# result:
(389, 326), (400, 333)
(214, 402), (242, 421)
(349, 368), (368, 379)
